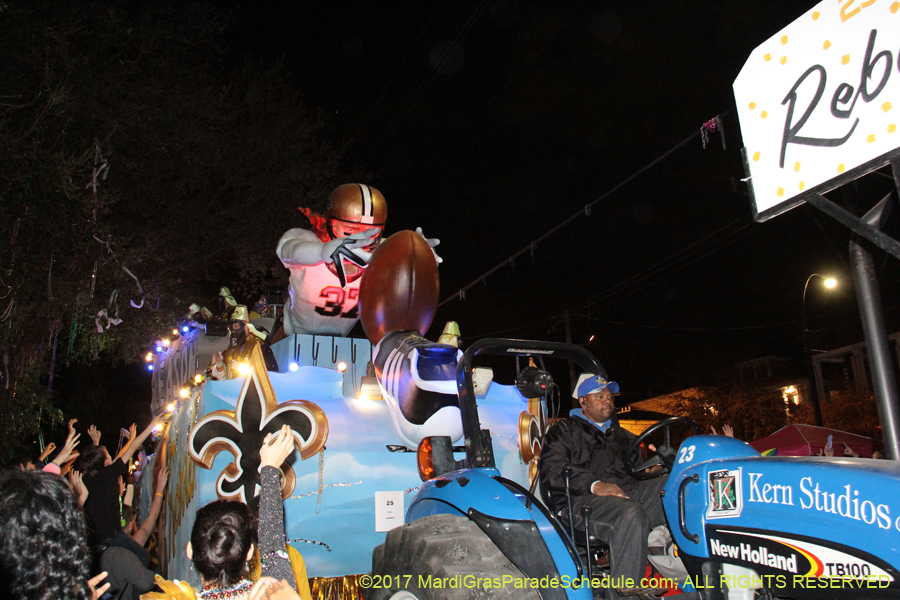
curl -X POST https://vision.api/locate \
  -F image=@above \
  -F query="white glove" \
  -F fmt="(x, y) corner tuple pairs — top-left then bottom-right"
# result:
(320, 228), (378, 265)
(415, 227), (443, 265)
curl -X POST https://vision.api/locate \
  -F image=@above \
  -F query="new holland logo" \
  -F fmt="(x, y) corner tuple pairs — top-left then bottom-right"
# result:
(707, 468), (743, 519)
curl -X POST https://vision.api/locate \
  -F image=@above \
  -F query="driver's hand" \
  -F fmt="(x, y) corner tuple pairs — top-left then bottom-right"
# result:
(591, 482), (628, 498)
(645, 444), (663, 472)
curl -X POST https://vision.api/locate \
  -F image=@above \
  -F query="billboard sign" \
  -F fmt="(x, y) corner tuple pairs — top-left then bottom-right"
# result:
(734, 1), (900, 221)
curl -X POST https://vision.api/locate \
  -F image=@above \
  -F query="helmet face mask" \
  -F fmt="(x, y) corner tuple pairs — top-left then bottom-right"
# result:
(299, 183), (388, 246)
(327, 218), (385, 248)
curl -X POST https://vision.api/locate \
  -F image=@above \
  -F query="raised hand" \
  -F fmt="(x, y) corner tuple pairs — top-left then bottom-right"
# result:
(88, 425), (101, 445)
(69, 470), (89, 505)
(53, 430), (81, 465)
(843, 443), (859, 458)
(38, 443), (57, 462)
(259, 424), (296, 469)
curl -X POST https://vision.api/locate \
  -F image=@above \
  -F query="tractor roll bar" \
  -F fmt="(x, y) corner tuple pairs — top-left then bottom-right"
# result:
(455, 338), (608, 468)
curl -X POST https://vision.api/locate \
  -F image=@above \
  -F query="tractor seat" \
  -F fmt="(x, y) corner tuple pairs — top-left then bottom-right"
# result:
(537, 479), (611, 574)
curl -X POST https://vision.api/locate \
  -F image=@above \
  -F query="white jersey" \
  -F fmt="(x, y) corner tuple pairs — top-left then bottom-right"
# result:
(277, 228), (364, 336)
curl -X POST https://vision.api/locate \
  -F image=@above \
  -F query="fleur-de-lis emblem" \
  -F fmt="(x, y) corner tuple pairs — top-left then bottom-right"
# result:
(189, 344), (328, 502)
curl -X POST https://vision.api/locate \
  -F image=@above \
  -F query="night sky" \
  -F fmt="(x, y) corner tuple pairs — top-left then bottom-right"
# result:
(61, 1), (900, 421)
(201, 0), (899, 401)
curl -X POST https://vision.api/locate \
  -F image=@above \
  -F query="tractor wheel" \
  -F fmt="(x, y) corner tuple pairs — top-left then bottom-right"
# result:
(366, 513), (541, 600)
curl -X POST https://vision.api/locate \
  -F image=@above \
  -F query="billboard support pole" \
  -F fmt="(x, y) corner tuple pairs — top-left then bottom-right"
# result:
(805, 174), (900, 459)
(806, 193), (900, 260)
(849, 238), (900, 460)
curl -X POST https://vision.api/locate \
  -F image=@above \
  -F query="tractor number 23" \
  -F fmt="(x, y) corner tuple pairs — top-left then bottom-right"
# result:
(677, 445), (696, 464)
(314, 286), (359, 318)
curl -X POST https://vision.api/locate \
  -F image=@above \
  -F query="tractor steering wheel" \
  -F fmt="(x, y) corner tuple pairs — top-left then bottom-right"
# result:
(625, 416), (700, 480)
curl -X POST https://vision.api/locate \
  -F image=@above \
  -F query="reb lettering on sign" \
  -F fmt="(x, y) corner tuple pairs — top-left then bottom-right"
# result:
(780, 28), (891, 168)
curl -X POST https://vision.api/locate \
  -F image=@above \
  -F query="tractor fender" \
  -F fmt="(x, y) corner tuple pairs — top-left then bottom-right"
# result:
(407, 468), (591, 599)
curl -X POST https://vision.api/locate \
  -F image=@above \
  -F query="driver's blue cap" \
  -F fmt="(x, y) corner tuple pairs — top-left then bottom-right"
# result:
(577, 375), (619, 398)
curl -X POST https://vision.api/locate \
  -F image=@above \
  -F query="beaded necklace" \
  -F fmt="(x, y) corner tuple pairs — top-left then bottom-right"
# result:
(198, 579), (253, 599)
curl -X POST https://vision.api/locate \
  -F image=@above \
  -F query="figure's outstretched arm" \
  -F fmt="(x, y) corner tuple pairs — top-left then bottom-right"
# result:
(277, 229), (377, 267)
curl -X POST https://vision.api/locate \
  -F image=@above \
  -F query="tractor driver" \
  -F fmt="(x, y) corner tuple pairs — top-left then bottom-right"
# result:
(538, 375), (667, 599)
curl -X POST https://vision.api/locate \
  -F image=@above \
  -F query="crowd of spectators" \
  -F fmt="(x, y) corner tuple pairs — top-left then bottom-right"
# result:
(0, 418), (309, 600)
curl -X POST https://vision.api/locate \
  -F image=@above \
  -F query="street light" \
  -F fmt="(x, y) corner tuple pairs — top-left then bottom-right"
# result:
(801, 274), (838, 426)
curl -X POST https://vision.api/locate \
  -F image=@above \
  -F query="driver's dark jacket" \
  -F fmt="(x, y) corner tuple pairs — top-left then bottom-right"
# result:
(538, 415), (637, 514)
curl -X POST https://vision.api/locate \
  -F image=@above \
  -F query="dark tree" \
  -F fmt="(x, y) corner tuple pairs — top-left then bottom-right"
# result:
(0, 1), (349, 460)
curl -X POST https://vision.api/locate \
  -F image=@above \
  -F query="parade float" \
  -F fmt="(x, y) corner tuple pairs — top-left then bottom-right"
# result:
(142, 224), (548, 598)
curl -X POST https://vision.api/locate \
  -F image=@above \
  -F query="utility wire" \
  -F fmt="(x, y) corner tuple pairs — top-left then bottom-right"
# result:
(439, 112), (730, 306)
(580, 221), (755, 311)
(400, 0), (589, 192)
(354, 2), (445, 141)
(362, 0), (491, 169)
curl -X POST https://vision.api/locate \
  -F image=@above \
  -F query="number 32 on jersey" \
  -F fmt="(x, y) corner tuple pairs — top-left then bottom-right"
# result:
(314, 286), (359, 318)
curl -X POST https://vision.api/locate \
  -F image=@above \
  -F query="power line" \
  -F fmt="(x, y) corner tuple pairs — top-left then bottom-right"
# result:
(362, 0), (491, 169)
(353, 2), (445, 141)
(439, 112), (730, 306)
(577, 220), (755, 312)
(400, 0), (589, 192)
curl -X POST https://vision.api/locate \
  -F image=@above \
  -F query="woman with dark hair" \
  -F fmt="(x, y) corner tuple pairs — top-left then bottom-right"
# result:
(0, 469), (110, 600)
(188, 499), (256, 592)
(146, 425), (308, 600)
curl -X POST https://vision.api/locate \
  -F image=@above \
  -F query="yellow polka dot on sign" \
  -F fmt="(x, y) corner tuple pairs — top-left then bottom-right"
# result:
(842, 55), (850, 65)
(777, 187), (784, 197)
(812, 11), (820, 20)
(892, 1), (900, 13)
(883, 102), (892, 112)
(890, 124), (897, 134)
(764, 53), (772, 62)
(794, 161), (801, 172)
(838, 164), (846, 173)
(799, 182), (805, 191)
(781, 35), (788, 45)
(823, 40), (831, 50)
(761, 111), (768, 119)
(781, 56), (787, 65)
(752, 151), (760, 161)
(867, 134), (876, 143)
(749, 102), (756, 110)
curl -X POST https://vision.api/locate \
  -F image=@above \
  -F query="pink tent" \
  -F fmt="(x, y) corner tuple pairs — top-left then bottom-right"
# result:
(749, 424), (881, 458)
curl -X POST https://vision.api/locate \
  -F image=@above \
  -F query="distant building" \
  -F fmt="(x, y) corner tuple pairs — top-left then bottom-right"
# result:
(629, 330), (900, 420)
(811, 332), (900, 401)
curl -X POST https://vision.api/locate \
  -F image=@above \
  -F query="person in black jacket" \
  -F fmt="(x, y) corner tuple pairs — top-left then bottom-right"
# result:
(538, 375), (667, 598)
